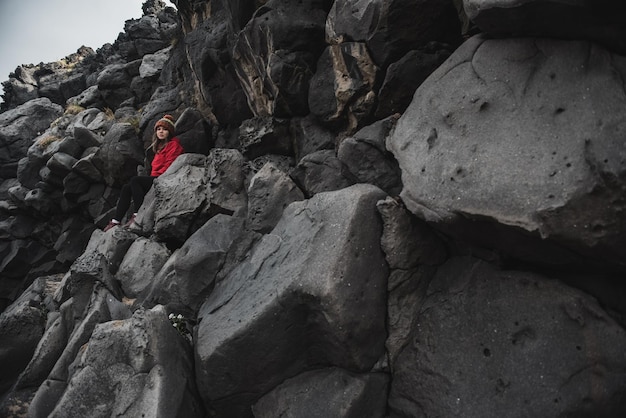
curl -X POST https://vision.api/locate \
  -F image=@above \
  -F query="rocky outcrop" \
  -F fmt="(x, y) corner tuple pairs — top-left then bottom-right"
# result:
(386, 35), (626, 270)
(1, 0), (626, 417)
(0, 98), (63, 180)
(465, 0), (626, 55)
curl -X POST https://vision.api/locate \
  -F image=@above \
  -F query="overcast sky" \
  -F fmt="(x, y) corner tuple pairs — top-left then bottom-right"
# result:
(0, 0), (175, 103)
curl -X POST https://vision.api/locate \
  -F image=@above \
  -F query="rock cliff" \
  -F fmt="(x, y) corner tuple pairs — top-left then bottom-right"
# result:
(1, 0), (625, 417)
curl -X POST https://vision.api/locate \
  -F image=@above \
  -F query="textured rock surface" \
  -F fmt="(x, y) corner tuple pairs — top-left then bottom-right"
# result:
(1, 0), (625, 416)
(253, 368), (389, 418)
(0, 98), (63, 179)
(465, 0), (626, 54)
(138, 214), (245, 314)
(387, 35), (626, 269)
(233, 0), (329, 117)
(388, 256), (626, 418)
(195, 184), (388, 417)
(41, 305), (202, 418)
(326, 0), (461, 66)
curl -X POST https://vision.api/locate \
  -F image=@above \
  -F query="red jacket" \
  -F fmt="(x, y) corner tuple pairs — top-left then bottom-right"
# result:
(151, 137), (184, 176)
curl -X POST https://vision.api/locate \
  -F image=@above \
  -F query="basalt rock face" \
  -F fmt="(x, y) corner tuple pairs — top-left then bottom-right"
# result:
(1, 0), (626, 417)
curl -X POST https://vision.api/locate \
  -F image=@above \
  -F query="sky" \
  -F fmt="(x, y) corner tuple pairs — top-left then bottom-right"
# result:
(0, 0), (175, 103)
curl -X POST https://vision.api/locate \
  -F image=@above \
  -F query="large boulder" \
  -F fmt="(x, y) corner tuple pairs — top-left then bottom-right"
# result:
(326, 0), (461, 66)
(388, 256), (626, 417)
(175, 0), (254, 125)
(309, 43), (379, 134)
(92, 123), (145, 187)
(375, 46), (451, 119)
(290, 115), (336, 162)
(139, 46), (173, 79)
(116, 237), (171, 298)
(387, 36), (626, 270)
(150, 154), (210, 244)
(174, 107), (215, 155)
(55, 228), (136, 303)
(238, 117), (292, 159)
(195, 184), (389, 417)
(246, 162), (304, 233)
(0, 277), (50, 396)
(137, 214), (245, 314)
(1, 281), (129, 417)
(464, 0), (626, 55)
(34, 305), (204, 418)
(252, 368), (390, 418)
(96, 63), (135, 109)
(233, 0), (329, 117)
(337, 115), (403, 196)
(0, 98), (63, 180)
(290, 149), (356, 197)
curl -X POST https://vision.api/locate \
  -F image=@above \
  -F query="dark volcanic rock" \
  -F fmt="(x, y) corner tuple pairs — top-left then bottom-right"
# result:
(308, 42), (379, 134)
(388, 256), (626, 418)
(195, 184), (388, 417)
(0, 98), (63, 180)
(465, 0), (626, 55)
(233, 0), (328, 118)
(253, 367), (390, 418)
(387, 35), (626, 270)
(326, 0), (462, 67)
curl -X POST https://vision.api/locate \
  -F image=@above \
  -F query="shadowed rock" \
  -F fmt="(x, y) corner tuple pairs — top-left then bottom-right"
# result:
(253, 367), (390, 418)
(326, 0), (461, 66)
(195, 184), (389, 417)
(388, 256), (626, 417)
(465, 0), (626, 54)
(137, 214), (245, 314)
(34, 305), (203, 418)
(387, 35), (626, 270)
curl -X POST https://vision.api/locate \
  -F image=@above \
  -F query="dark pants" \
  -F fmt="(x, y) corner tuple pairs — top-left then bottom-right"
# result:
(114, 176), (155, 221)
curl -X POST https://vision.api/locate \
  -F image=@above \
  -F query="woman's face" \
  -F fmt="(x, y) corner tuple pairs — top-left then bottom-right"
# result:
(156, 126), (170, 140)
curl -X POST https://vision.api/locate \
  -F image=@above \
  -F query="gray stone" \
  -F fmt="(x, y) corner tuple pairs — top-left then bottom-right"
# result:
(0, 277), (48, 395)
(72, 153), (104, 183)
(72, 126), (102, 149)
(253, 368), (390, 418)
(309, 43), (379, 134)
(290, 115), (336, 163)
(387, 36), (626, 269)
(238, 117), (292, 159)
(45, 305), (203, 418)
(465, 0), (626, 54)
(70, 108), (112, 133)
(152, 154), (210, 244)
(0, 98), (63, 178)
(246, 162), (304, 233)
(116, 238), (171, 298)
(138, 214), (245, 313)
(205, 148), (248, 217)
(377, 196), (446, 270)
(66, 85), (103, 109)
(233, 1), (327, 118)
(96, 63), (134, 108)
(337, 115), (403, 196)
(387, 256), (626, 418)
(195, 184), (388, 417)
(174, 107), (215, 155)
(46, 152), (78, 176)
(326, 0), (461, 66)
(55, 229), (136, 303)
(290, 149), (356, 197)
(139, 46), (172, 79)
(92, 123), (145, 187)
(375, 46), (451, 119)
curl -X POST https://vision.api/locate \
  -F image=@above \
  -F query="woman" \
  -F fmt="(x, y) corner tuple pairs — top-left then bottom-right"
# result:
(104, 114), (184, 231)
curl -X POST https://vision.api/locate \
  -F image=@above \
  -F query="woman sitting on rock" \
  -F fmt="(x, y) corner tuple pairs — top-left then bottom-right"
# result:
(104, 114), (184, 231)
